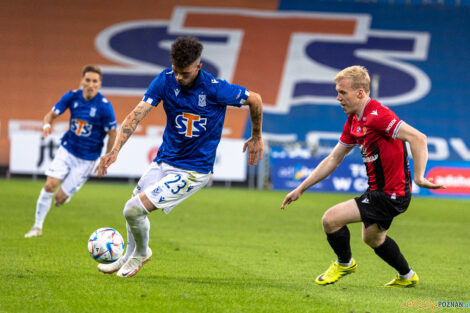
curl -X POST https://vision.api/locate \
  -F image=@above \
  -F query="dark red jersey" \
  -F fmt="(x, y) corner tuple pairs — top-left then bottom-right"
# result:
(339, 99), (411, 198)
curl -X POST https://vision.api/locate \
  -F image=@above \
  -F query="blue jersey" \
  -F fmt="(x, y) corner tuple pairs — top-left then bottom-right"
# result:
(52, 90), (117, 161)
(142, 68), (249, 173)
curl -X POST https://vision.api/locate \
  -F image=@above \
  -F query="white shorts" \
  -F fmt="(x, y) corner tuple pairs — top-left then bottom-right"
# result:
(45, 146), (95, 196)
(133, 162), (211, 214)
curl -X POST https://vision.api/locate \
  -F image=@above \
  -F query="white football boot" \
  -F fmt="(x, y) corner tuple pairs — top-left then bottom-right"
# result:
(24, 227), (42, 238)
(117, 248), (152, 278)
(97, 257), (127, 274)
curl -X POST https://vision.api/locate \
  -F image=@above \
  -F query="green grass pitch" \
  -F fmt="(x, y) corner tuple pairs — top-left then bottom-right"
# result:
(1, 178), (469, 313)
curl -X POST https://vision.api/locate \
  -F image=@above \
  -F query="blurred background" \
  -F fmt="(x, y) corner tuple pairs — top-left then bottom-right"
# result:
(3, 0), (470, 198)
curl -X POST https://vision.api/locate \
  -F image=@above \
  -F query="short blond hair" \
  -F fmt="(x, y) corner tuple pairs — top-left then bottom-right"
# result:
(334, 65), (370, 94)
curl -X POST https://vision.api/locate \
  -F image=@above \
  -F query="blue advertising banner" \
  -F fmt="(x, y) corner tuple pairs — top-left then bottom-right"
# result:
(271, 148), (470, 199)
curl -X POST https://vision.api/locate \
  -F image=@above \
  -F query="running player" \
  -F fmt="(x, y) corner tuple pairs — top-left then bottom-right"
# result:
(281, 65), (445, 287)
(25, 65), (117, 238)
(96, 37), (263, 277)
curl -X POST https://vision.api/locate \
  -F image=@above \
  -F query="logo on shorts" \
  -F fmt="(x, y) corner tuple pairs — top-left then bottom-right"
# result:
(362, 197), (370, 204)
(151, 186), (162, 196)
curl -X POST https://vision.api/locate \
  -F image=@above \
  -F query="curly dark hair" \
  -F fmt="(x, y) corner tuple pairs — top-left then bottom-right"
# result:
(170, 37), (203, 68)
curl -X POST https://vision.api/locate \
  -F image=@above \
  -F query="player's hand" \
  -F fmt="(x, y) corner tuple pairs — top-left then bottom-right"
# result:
(42, 124), (52, 139)
(414, 176), (446, 189)
(281, 188), (302, 210)
(96, 150), (118, 177)
(243, 136), (263, 166)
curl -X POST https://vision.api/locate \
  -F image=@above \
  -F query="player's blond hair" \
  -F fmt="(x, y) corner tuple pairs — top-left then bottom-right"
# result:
(334, 66), (370, 94)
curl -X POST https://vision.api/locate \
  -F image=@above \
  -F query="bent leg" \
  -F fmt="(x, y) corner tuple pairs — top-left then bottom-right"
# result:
(322, 199), (362, 264)
(363, 224), (411, 276)
(33, 177), (60, 228)
(322, 199), (362, 233)
(54, 187), (69, 206)
(123, 194), (151, 257)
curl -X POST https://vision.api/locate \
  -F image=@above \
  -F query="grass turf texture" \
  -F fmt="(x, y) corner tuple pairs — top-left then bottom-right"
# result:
(1, 178), (469, 313)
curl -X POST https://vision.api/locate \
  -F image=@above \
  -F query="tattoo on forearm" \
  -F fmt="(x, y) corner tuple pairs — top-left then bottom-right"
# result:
(250, 103), (263, 137)
(115, 103), (152, 152)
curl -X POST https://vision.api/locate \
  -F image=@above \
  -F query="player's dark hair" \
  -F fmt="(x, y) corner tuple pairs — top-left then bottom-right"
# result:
(82, 65), (102, 80)
(170, 37), (203, 68)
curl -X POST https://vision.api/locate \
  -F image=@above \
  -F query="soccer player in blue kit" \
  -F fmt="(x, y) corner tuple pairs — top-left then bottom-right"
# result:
(25, 65), (117, 238)
(96, 37), (264, 277)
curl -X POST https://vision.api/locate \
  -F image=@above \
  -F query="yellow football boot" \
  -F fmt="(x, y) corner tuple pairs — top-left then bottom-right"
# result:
(385, 272), (419, 288)
(315, 259), (357, 285)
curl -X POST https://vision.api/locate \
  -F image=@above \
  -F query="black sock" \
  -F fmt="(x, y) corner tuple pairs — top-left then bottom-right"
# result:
(373, 236), (410, 275)
(326, 226), (352, 264)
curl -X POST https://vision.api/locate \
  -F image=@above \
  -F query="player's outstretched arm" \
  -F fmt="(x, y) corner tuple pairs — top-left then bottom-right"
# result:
(396, 123), (446, 189)
(281, 143), (352, 210)
(105, 129), (117, 154)
(97, 101), (153, 177)
(41, 111), (59, 139)
(242, 91), (263, 166)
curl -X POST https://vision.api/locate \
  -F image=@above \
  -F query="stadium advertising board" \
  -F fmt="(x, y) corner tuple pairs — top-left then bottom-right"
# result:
(270, 147), (470, 198)
(9, 120), (246, 181)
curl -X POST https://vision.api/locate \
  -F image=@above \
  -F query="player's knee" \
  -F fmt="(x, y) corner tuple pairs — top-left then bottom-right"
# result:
(362, 233), (381, 248)
(43, 182), (56, 193)
(123, 197), (146, 219)
(321, 211), (337, 232)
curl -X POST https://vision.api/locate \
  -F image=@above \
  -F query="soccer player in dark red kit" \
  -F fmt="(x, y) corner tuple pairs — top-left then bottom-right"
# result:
(281, 65), (445, 287)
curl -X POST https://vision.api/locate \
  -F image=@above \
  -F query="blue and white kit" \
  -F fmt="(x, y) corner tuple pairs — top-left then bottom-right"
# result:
(142, 68), (250, 174)
(138, 68), (250, 212)
(47, 89), (116, 195)
(53, 89), (117, 161)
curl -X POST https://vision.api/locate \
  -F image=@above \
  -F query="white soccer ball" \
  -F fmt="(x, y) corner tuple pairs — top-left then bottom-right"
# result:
(87, 228), (125, 263)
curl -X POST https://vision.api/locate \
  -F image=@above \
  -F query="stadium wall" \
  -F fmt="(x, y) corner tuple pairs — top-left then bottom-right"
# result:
(3, 1), (469, 194)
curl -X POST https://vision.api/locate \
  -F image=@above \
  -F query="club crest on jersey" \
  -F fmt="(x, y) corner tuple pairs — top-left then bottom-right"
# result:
(70, 119), (92, 137)
(175, 112), (207, 138)
(198, 94), (206, 107)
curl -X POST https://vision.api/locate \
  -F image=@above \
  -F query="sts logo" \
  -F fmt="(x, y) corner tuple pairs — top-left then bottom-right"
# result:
(70, 119), (92, 137)
(175, 113), (207, 138)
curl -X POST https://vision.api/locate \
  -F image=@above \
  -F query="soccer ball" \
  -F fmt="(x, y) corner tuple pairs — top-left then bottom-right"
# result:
(88, 228), (125, 263)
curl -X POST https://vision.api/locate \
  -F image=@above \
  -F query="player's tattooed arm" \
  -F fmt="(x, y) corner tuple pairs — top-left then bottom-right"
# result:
(97, 101), (153, 177)
(113, 101), (153, 153)
(243, 91), (264, 166)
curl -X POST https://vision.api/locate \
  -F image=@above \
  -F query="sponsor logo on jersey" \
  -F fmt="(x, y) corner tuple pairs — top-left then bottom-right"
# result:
(70, 119), (92, 137)
(175, 88), (180, 97)
(371, 110), (378, 116)
(73, 102), (79, 108)
(386, 118), (397, 133)
(175, 112), (207, 138)
(362, 154), (379, 163)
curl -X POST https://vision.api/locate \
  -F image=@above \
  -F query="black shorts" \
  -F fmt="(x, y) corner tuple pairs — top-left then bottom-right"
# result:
(354, 190), (411, 230)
